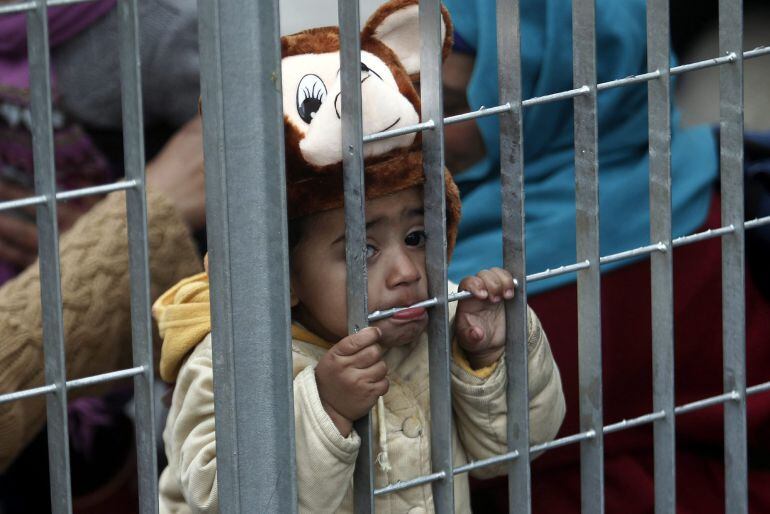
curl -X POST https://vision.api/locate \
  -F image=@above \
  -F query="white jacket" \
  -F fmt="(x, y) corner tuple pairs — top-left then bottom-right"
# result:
(158, 304), (564, 513)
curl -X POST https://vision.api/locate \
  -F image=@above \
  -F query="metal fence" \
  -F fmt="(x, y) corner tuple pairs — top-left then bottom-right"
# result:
(0, 0), (769, 513)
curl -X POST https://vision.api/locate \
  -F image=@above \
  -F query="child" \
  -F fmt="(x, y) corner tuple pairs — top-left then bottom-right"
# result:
(152, 1), (565, 512)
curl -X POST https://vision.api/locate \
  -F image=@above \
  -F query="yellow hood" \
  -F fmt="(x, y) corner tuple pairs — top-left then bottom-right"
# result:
(153, 271), (333, 382)
(153, 272), (212, 382)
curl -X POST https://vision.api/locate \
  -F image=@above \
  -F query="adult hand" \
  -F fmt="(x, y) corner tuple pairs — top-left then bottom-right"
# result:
(314, 327), (388, 437)
(455, 267), (515, 369)
(146, 116), (206, 231)
(0, 180), (99, 268)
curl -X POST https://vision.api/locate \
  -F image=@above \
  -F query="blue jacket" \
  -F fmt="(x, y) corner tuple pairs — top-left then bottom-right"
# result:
(443, 0), (717, 293)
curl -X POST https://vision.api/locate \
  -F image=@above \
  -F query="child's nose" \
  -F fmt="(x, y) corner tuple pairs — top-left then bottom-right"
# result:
(385, 248), (422, 288)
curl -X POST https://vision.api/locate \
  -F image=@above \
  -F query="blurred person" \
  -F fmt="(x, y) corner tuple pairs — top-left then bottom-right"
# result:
(0, 0), (200, 275)
(674, 3), (770, 131)
(0, 1), (202, 511)
(441, 0), (770, 512)
(0, 116), (204, 513)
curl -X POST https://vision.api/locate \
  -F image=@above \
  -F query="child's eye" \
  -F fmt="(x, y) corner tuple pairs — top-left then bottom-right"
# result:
(404, 230), (427, 247)
(366, 244), (377, 259)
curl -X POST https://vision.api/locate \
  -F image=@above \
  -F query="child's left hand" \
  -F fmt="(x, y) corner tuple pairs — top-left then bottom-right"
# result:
(455, 267), (515, 369)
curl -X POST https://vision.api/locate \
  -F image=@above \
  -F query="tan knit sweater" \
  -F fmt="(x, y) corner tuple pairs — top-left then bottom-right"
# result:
(0, 188), (202, 472)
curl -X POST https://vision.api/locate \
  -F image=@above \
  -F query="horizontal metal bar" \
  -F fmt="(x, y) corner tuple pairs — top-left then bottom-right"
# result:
(526, 215), (770, 283)
(56, 180), (138, 201)
(523, 85), (591, 108)
(0, 0), (97, 15)
(673, 224), (736, 246)
(526, 260), (591, 282)
(530, 429), (596, 453)
(0, 383), (56, 405)
(373, 380), (770, 497)
(675, 391), (740, 415)
(367, 279), (519, 322)
(67, 366), (145, 389)
(744, 215), (770, 230)
(599, 242), (666, 265)
(747, 380), (770, 396)
(359, 47), (770, 144)
(362, 119), (434, 144)
(597, 71), (661, 92)
(743, 46), (770, 60)
(0, 194), (47, 212)
(673, 53), (738, 75)
(0, 180), (137, 212)
(0, 366), (144, 405)
(445, 103), (512, 126)
(372, 471), (446, 497)
(603, 410), (666, 434)
(454, 449), (520, 475)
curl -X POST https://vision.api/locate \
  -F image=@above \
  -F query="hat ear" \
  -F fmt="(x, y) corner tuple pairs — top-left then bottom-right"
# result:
(362, 0), (452, 77)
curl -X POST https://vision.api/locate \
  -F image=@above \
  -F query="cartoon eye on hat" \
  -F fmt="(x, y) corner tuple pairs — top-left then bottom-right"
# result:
(296, 74), (327, 124)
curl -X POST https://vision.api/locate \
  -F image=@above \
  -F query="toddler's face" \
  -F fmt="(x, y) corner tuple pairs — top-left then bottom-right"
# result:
(290, 187), (429, 348)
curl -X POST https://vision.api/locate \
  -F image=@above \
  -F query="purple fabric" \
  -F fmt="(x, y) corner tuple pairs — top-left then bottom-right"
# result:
(0, 0), (116, 285)
(0, 0), (116, 89)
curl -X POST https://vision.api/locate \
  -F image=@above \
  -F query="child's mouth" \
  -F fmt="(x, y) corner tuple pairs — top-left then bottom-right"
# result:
(390, 306), (427, 321)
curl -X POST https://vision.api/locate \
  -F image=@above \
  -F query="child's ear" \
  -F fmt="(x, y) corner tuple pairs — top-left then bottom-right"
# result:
(361, 0), (453, 77)
(290, 285), (299, 308)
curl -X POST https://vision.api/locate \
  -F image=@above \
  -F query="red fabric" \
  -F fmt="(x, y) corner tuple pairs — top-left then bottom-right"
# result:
(470, 193), (770, 513)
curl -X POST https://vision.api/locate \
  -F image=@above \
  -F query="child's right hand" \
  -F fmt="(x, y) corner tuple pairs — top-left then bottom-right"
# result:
(315, 327), (389, 437)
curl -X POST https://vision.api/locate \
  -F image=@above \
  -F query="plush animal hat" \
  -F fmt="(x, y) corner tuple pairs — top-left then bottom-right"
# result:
(281, 0), (462, 256)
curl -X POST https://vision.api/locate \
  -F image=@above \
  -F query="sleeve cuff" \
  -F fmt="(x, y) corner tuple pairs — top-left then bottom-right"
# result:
(294, 366), (360, 461)
(451, 339), (499, 380)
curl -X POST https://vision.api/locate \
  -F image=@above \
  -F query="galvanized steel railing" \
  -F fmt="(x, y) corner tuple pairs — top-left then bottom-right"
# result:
(0, 0), (768, 513)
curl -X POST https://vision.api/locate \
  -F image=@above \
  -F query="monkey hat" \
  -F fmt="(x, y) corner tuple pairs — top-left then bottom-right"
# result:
(281, 0), (462, 257)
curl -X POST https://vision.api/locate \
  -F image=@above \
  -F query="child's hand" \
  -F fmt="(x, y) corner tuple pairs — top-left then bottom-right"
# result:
(315, 327), (389, 437)
(455, 267), (515, 369)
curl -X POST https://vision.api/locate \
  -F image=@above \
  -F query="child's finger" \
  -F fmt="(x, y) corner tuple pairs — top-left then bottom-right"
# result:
(458, 275), (489, 300)
(477, 269), (504, 302)
(370, 377), (390, 398)
(489, 267), (516, 299)
(363, 360), (388, 382)
(335, 327), (382, 356)
(352, 342), (384, 369)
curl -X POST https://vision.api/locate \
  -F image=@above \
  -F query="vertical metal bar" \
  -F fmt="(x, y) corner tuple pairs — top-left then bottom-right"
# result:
(496, 0), (531, 512)
(419, 1), (454, 512)
(26, 3), (73, 513)
(117, 0), (158, 512)
(337, 1), (374, 511)
(198, 0), (297, 512)
(646, 1), (676, 512)
(718, 1), (748, 512)
(572, 0), (604, 512)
